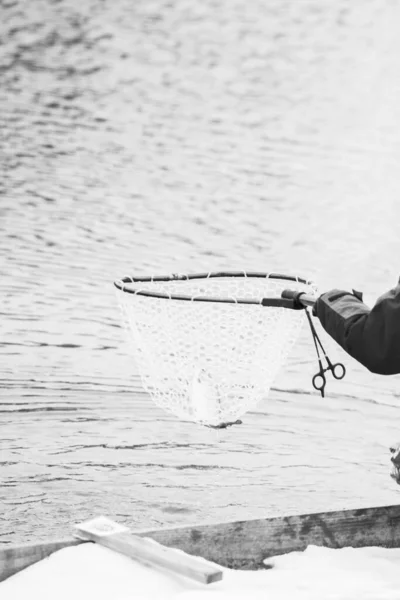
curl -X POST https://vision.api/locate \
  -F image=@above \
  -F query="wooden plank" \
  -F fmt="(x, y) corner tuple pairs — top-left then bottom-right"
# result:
(1, 503), (400, 583)
(0, 539), (82, 583)
(134, 503), (400, 570)
(75, 516), (223, 585)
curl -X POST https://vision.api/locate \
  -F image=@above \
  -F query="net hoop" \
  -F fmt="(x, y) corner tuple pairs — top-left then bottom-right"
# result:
(115, 271), (318, 427)
(114, 271), (314, 309)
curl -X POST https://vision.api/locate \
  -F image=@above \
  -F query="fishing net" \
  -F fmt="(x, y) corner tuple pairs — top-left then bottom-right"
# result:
(115, 272), (318, 427)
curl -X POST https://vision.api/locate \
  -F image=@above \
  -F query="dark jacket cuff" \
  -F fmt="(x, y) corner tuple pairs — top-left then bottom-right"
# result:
(314, 286), (400, 375)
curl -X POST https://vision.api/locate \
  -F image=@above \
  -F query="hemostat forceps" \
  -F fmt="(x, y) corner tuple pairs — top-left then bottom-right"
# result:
(305, 310), (346, 397)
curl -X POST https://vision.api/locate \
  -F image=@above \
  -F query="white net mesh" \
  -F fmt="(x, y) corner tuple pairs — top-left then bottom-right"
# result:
(116, 273), (318, 427)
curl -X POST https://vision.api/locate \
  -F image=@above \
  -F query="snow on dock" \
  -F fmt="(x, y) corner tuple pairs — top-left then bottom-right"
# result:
(2, 542), (400, 599)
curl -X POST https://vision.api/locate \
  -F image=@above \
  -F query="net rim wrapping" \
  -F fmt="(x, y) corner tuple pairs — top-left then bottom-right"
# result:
(114, 271), (315, 308)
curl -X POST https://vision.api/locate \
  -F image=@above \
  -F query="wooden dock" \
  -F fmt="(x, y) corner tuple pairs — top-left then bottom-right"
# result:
(2, 503), (400, 583)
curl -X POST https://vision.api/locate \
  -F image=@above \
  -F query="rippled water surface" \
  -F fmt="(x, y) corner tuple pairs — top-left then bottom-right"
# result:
(2, 0), (400, 545)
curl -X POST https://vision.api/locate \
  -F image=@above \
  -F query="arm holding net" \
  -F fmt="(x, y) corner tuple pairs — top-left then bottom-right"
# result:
(314, 284), (400, 375)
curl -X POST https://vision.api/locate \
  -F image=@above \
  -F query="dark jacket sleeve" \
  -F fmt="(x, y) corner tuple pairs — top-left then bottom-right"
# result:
(314, 283), (400, 375)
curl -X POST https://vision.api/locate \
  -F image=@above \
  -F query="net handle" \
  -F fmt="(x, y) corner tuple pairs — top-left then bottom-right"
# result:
(280, 289), (317, 309)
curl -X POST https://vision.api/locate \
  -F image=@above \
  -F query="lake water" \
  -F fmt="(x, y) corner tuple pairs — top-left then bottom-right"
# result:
(1, 0), (400, 545)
